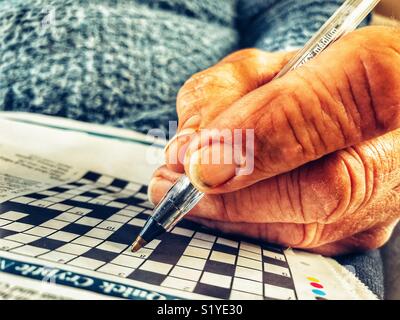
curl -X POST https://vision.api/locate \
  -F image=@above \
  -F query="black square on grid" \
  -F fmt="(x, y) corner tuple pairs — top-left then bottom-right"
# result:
(61, 223), (92, 235)
(0, 228), (17, 238)
(148, 234), (190, 265)
(128, 269), (165, 286)
(82, 172), (101, 182)
(82, 248), (118, 263)
(263, 272), (295, 290)
(203, 260), (235, 277)
(47, 187), (69, 193)
(110, 178), (128, 188)
(81, 191), (103, 198)
(26, 193), (48, 200)
(194, 283), (230, 299)
(212, 243), (239, 256)
(19, 213), (55, 226)
(107, 224), (141, 245)
(262, 256), (288, 268)
(86, 208), (119, 220)
(30, 238), (66, 250)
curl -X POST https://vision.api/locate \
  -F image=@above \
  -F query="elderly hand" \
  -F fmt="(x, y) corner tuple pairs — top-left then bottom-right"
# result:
(149, 26), (400, 256)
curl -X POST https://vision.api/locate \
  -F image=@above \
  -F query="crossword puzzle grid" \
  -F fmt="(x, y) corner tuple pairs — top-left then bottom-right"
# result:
(0, 171), (297, 300)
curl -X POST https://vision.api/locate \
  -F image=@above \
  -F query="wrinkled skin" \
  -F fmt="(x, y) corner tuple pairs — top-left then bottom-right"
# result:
(149, 26), (400, 256)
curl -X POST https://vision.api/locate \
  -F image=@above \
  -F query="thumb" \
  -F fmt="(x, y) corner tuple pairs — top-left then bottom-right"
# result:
(184, 26), (400, 193)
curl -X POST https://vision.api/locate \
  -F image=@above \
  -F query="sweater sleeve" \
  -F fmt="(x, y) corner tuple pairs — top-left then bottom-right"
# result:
(237, 0), (371, 52)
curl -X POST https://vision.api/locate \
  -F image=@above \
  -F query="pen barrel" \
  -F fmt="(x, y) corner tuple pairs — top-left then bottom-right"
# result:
(151, 175), (204, 231)
(276, 0), (381, 78)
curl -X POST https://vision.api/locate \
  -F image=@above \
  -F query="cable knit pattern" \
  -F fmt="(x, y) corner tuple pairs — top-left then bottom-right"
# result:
(238, 0), (371, 51)
(0, 0), (238, 134)
(0, 0), (383, 298)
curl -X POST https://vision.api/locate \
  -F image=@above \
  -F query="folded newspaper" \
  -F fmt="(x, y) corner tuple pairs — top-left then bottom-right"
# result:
(0, 112), (377, 300)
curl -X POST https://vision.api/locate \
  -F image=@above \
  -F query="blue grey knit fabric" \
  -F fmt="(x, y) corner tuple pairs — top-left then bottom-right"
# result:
(0, 0), (383, 298)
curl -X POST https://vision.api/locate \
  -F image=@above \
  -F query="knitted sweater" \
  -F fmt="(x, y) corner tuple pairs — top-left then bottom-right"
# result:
(0, 0), (382, 298)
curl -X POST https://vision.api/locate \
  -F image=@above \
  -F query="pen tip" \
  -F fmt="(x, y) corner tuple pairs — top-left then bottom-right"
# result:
(131, 236), (147, 253)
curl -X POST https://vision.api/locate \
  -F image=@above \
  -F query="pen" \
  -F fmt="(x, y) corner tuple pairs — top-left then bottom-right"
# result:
(131, 0), (381, 252)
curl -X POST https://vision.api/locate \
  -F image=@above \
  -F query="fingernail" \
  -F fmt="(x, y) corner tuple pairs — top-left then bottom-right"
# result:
(188, 142), (237, 189)
(164, 128), (196, 153)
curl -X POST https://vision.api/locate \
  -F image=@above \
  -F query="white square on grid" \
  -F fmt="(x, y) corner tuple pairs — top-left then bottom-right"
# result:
(2, 222), (33, 232)
(89, 189), (106, 195)
(124, 205), (143, 212)
(161, 276), (197, 292)
(106, 186), (121, 192)
(72, 196), (92, 202)
(116, 209), (138, 218)
(97, 176), (114, 185)
(189, 238), (213, 250)
(72, 236), (103, 247)
(264, 263), (290, 277)
(5, 233), (39, 244)
(67, 207), (93, 216)
(239, 249), (261, 261)
(237, 256), (262, 271)
(53, 193), (73, 200)
(25, 227), (55, 237)
(30, 200), (54, 208)
(235, 266), (263, 282)
(169, 266), (202, 282)
(193, 232), (216, 243)
(125, 182), (141, 192)
(264, 284), (296, 300)
(76, 217), (102, 227)
(232, 277), (263, 295)
(41, 220), (70, 230)
(55, 212), (80, 223)
(263, 249), (286, 261)
(11, 245), (49, 257)
(96, 221), (123, 232)
(107, 214), (131, 224)
(44, 197), (64, 203)
(68, 257), (106, 270)
(65, 189), (84, 195)
(85, 228), (113, 240)
(60, 184), (76, 189)
(216, 237), (239, 248)
(112, 255), (144, 269)
(230, 290), (263, 300)
(41, 251), (77, 264)
(0, 239), (22, 250)
(0, 211), (28, 221)
(210, 251), (236, 265)
(98, 264), (135, 278)
(140, 260), (173, 275)
(240, 242), (261, 255)
(0, 219), (10, 227)
(89, 198), (110, 205)
(124, 247), (153, 259)
(144, 239), (161, 250)
(10, 196), (36, 204)
(48, 231), (79, 242)
(77, 178), (93, 184)
(128, 218), (146, 227)
(97, 241), (127, 253)
(106, 201), (127, 209)
(58, 243), (91, 255)
(37, 190), (58, 196)
(177, 256), (206, 270)
(171, 227), (195, 238)
(48, 203), (73, 211)
(183, 246), (210, 259)
(200, 272), (232, 289)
